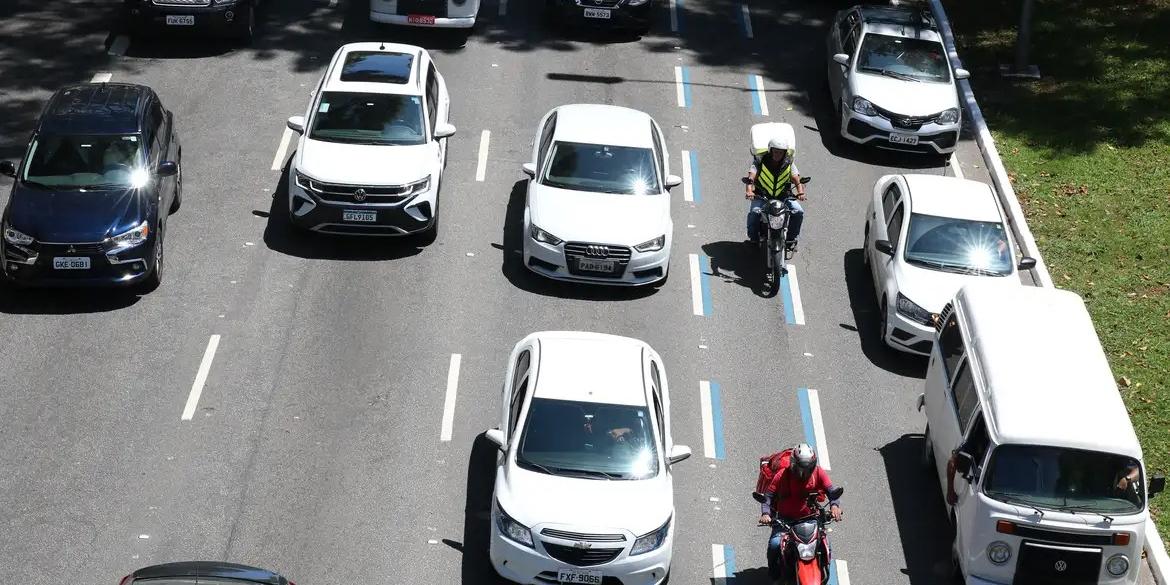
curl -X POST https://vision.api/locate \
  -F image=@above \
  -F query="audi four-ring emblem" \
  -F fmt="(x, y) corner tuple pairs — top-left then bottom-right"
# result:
(585, 245), (609, 257)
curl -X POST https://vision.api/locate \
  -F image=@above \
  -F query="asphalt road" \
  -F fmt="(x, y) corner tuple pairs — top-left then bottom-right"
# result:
(0, 1), (1038, 584)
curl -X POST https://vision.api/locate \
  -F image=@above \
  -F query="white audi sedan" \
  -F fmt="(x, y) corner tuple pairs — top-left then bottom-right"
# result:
(864, 174), (1036, 355)
(485, 331), (691, 585)
(284, 42), (454, 237)
(521, 104), (681, 286)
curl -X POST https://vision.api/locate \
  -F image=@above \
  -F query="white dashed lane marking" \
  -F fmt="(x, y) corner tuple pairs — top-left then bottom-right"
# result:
(90, 72), (112, 83)
(475, 130), (491, 182)
(440, 354), (462, 442)
(181, 335), (221, 421)
(271, 127), (294, 171)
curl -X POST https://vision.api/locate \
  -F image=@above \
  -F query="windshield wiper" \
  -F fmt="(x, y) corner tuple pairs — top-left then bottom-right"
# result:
(1055, 504), (1116, 523)
(881, 69), (922, 82)
(20, 180), (55, 189)
(563, 468), (625, 480)
(517, 459), (561, 476)
(998, 494), (1046, 519)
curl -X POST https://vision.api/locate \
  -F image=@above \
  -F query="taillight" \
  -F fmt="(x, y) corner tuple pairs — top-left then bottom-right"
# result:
(1113, 533), (1131, 546)
(995, 520), (1016, 534)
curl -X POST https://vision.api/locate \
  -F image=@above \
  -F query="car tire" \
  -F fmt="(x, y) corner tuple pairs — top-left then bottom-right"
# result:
(922, 424), (934, 469)
(235, 4), (256, 43)
(139, 222), (164, 293)
(862, 223), (869, 266)
(879, 296), (889, 344)
(170, 161), (183, 214)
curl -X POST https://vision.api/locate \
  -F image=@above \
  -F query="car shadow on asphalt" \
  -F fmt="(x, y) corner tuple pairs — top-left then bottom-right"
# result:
(0, 285), (141, 315)
(443, 431), (510, 585)
(498, 179), (658, 302)
(879, 433), (963, 585)
(841, 248), (928, 378)
(258, 155), (431, 261)
(702, 240), (769, 298)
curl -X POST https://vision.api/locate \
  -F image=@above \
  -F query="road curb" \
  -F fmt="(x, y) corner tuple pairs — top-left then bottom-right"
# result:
(926, 0), (1170, 581)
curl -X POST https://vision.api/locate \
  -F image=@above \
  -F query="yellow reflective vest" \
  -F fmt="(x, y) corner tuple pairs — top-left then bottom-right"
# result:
(754, 156), (793, 198)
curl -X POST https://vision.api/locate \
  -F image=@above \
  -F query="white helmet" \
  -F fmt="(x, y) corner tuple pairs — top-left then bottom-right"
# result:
(768, 134), (793, 151)
(792, 443), (818, 477)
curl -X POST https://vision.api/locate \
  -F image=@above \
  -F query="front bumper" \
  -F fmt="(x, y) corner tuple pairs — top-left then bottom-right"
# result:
(370, 10), (476, 28)
(124, 1), (250, 35)
(547, 0), (653, 29)
(883, 306), (935, 355)
(840, 107), (959, 155)
(287, 174), (437, 236)
(523, 233), (669, 286)
(489, 524), (670, 585)
(1, 239), (156, 288)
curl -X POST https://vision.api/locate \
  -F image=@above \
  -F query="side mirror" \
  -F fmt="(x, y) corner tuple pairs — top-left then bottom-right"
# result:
(827, 486), (845, 501)
(875, 239), (895, 257)
(1150, 473), (1166, 497)
(287, 115), (306, 133)
(157, 161), (178, 177)
(0, 160), (15, 178)
(665, 174), (683, 189)
(484, 429), (506, 451)
(954, 68), (971, 80)
(954, 451), (975, 479)
(521, 162), (537, 178)
(434, 122), (457, 139)
(668, 445), (692, 465)
(799, 176), (812, 184)
(833, 53), (850, 67)
(1017, 256), (1037, 270)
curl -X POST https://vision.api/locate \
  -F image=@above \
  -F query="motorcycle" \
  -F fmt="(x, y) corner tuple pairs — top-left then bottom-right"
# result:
(753, 485), (844, 585)
(743, 175), (812, 296)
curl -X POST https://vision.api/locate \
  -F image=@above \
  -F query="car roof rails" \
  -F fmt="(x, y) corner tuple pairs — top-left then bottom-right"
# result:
(861, 4), (937, 31)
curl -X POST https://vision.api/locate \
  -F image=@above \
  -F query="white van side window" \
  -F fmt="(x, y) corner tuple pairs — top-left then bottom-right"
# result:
(937, 311), (965, 381)
(951, 360), (980, 432)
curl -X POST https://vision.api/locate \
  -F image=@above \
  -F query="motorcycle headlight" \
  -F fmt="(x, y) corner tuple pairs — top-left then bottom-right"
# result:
(109, 220), (150, 250)
(494, 502), (533, 547)
(630, 517), (670, 556)
(634, 235), (665, 253)
(987, 541), (1011, 565)
(852, 96), (878, 116)
(3, 225), (34, 246)
(796, 541), (818, 561)
(895, 292), (934, 326)
(936, 108), (960, 125)
(1106, 554), (1129, 576)
(529, 224), (563, 246)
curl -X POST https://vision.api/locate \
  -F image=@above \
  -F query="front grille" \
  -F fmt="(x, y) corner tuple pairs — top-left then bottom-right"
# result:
(543, 542), (623, 566)
(152, 0), (212, 5)
(563, 242), (632, 278)
(301, 177), (414, 205)
(396, 0), (449, 17)
(541, 528), (627, 543)
(1012, 526), (1116, 547)
(40, 242), (107, 255)
(536, 572), (624, 585)
(873, 104), (937, 130)
(1013, 541), (1101, 585)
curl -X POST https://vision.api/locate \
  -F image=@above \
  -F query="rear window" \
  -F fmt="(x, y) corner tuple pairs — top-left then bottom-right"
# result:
(339, 51), (414, 84)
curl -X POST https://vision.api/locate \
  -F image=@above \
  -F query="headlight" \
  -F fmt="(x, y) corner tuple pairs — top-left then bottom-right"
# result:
(987, 541), (1011, 565)
(626, 0), (649, 5)
(405, 176), (431, 196)
(895, 292), (934, 326)
(634, 235), (665, 252)
(294, 170), (314, 191)
(3, 225), (34, 246)
(1106, 554), (1129, 576)
(630, 517), (670, 556)
(936, 108), (960, 125)
(852, 97), (878, 116)
(494, 502), (533, 547)
(529, 224), (563, 246)
(109, 221), (150, 250)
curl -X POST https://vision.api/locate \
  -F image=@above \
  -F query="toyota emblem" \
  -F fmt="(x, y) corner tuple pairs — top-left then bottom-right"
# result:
(898, 118), (912, 126)
(353, 188), (367, 202)
(1054, 560), (1068, 572)
(586, 245), (609, 257)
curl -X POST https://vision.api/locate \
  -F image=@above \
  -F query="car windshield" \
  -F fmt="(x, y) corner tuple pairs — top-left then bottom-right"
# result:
(857, 33), (950, 83)
(542, 141), (661, 195)
(903, 213), (1013, 276)
(517, 398), (659, 480)
(309, 91), (426, 146)
(22, 134), (146, 190)
(984, 445), (1145, 515)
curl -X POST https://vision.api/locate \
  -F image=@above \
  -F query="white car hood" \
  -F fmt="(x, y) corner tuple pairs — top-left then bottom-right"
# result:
(295, 138), (434, 186)
(529, 184), (670, 246)
(896, 261), (1018, 313)
(851, 74), (958, 117)
(498, 466), (673, 537)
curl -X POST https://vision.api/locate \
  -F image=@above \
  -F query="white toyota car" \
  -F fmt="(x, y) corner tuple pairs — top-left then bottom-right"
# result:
(485, 331), (691, 585)
(521, 104), (681, 286)
(863, 174), (1036, 355)
(285, 42), (455, 237)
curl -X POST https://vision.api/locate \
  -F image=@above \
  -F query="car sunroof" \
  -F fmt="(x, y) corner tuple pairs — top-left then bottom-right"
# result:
(339, 51), (414, 84)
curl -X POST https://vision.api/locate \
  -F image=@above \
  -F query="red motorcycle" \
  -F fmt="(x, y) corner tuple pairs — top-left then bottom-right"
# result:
(755, 486), (844, 585)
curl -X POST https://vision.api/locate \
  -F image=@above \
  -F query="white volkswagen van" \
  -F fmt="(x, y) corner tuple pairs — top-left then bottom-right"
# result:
(370, 0), (480, 28)
(918, 284), (1165, 585)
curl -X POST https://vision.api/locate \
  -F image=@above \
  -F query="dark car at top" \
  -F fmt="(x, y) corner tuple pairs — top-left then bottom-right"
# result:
(123, 0), (261, 42)
(0, 83), (182, 291)
(544, 0), (653, 34)
(120, 561), (295, 585)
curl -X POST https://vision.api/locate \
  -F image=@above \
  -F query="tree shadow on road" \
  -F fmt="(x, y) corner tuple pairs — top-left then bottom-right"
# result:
(841, 248), (927, 378)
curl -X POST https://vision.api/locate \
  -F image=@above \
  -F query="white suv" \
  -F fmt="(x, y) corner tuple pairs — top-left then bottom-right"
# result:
(285, 42), (455, 237)
(485, 331), (692, 585)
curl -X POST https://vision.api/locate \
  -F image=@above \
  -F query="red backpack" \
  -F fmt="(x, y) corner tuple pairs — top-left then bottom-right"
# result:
(753, 448), (793, 499)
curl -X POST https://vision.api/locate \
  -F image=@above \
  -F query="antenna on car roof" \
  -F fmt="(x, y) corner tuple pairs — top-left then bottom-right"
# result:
(379, 41), (386, 50)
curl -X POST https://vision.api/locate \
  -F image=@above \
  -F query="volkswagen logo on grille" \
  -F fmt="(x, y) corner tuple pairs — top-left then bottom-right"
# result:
(585, 245), (609, 258)
(353, 188), (367, 202)
(1054, 560), (1068, 572)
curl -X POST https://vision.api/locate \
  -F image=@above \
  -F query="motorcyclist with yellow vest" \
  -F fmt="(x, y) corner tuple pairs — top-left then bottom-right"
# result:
(744, 134), (806, 250)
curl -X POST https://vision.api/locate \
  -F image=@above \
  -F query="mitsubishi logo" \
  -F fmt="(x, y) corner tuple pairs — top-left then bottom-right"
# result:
(1054, 560), (1068, 572)
(585, 245), (609, 258)
(572, 541), (593, 550)
(353, 188), (367, 202)
(66, 245), (76, 253)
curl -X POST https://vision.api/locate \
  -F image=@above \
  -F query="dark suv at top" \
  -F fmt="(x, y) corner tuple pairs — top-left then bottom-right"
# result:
(124, 0), (261, 42)
(0, 83), (182, 291)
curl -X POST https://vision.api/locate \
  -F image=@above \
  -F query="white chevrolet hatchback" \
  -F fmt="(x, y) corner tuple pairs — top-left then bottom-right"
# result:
(485, 331), (691, 585)
(521, 104), (681, 286)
